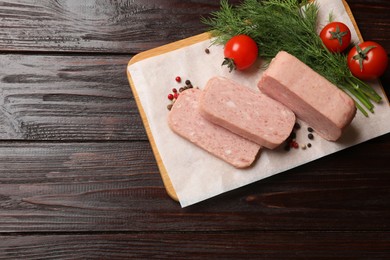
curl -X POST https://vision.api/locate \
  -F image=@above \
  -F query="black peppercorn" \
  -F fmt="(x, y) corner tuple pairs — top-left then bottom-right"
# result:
(308, 133), (314, 140)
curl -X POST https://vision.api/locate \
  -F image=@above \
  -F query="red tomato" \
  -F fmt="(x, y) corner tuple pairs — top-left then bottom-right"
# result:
(347, 41), (388, 80)
(320, 22), (351, 53)
(223, 34), (258, 72)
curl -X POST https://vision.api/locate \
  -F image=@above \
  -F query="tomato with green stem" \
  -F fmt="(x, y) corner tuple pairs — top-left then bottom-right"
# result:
(347, 41), (388, 80)
(222, 34), (258, 72)
(320, 22), (351, 53)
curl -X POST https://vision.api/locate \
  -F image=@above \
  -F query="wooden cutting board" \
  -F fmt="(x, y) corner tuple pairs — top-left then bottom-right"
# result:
(126, 0), (363, 202)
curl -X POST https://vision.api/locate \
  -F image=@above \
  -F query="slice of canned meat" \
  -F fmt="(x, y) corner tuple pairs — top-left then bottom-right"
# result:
(168, 88), (261, 168)
(199, 76), (296, 149)
(258, 51), (356, 141)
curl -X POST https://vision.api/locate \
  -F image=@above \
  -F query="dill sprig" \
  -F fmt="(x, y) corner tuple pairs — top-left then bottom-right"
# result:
(202, 0), (382, 116)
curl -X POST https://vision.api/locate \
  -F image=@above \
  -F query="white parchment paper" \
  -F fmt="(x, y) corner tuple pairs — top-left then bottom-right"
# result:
(128, 0), (390, 207)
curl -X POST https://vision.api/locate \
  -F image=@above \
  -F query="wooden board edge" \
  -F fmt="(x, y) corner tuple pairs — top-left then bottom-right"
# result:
(342, 0), (363, 43)
(127, 32), (212, 202)
(126, 68), (178, 201)
(128, 32), (212, 66)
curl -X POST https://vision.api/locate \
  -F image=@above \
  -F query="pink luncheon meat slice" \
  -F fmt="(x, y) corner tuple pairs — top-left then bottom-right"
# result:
(199, 76), (296, 149)
(168, 88), (261, 168)
(258, 51), (356, 141)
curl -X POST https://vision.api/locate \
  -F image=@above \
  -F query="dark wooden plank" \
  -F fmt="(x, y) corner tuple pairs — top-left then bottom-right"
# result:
(1, 232), (389, 259)
(0, 135), (389, 232)
(0, 54), (146, 140)
(348, 0), (390, 49)
(0, 0), (388, 54)
(0, 141), (172, 232)
(0, 0), (241, 53)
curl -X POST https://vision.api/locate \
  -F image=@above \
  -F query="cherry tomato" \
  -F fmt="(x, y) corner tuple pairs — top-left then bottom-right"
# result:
(222, 34), (258, 72)
(320, 22), (351, 53)
(347, 41), (388, 80)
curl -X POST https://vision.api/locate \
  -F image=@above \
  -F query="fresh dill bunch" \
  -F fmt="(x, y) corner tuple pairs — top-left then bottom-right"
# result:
(202, 0), (382, 116)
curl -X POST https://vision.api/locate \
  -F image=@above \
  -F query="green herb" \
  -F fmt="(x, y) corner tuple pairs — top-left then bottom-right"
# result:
(202, 0), (382, 116)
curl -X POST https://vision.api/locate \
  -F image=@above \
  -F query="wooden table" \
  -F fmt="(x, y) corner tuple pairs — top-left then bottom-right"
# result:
(0, 0), (389, 258)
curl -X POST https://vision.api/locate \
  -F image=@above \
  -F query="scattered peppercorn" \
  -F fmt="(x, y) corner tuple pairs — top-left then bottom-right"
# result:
(205, 48), (210, 54)
(167, 77), (196, 110)
(284, 123), (317, 151)
(289, 140), (298, 149)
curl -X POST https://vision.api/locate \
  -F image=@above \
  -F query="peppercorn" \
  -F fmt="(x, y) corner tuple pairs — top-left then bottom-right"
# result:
(289, 140), (299, 149)
(308, 133), (314, 140)
(205, 48), (210, 54)
(294, 122), (301, 130)
(175, 76), (181, 83)
(308, 127), (313, 132)
(307, 143), (312, 148)
(173, 93), (179, 99)
(179, 87), (184, 93)
(185, 79), (191, 86)
(168, 94), (174, 100)
(172, 88), (177, 93)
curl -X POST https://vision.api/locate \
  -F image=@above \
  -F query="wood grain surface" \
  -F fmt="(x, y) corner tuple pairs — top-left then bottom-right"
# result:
(0, 232), (389, 259)
(0, 0), (389, 259)
(0, 54), (145, 140)
(0, 0), (242, 53)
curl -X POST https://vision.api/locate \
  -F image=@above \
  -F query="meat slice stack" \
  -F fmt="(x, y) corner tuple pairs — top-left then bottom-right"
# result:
(168, 51), (357, 168)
